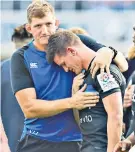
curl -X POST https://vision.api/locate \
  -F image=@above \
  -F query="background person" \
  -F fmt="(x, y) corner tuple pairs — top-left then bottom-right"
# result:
(122, 26), (135, 137)
(1, 24), (32, 152)
(123, 26), (135, 83)
(114, 71), (135, 152)
(69, 27), (89, 36)
(0, 116), (11, 152)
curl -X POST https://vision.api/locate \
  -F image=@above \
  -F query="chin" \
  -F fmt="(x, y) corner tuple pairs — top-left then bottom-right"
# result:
(40, 40), (48, 45)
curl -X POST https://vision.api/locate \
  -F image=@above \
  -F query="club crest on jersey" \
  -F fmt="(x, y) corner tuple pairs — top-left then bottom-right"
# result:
(30, 62), (38, 68)
(97, 73), (119, 92)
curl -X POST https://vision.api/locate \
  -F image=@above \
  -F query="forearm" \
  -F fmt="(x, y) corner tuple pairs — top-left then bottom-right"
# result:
(107, 115), (123, 152)
(113, 51), (128, 72)
(98, 46), (128, 72)
(23, 98), (72, 118)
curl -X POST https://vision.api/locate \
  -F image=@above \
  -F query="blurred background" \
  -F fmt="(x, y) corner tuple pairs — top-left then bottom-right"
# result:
(1, 0), (135, 60)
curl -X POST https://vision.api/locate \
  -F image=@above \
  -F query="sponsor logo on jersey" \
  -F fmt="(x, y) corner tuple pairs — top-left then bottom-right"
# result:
(30, 62), (38, 68)
(97, 73), (119, 92)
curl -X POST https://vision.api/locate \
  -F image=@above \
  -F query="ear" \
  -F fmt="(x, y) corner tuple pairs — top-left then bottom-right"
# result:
(55, 19), (60, 29)
(25, 23), (32, 34)
(66, 47), (77, 56)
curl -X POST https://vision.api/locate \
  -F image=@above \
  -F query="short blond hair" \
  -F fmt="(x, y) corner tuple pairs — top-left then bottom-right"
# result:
(27, 0), (55, 23)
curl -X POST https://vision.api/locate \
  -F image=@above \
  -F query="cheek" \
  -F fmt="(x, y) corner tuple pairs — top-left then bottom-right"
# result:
(49, 25), (56, 33)
(32, 29), (41, 37)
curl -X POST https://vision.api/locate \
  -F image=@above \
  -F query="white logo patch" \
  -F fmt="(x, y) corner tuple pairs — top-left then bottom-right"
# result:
(30, 62), (38, 68)
(97, 73), (119, 92)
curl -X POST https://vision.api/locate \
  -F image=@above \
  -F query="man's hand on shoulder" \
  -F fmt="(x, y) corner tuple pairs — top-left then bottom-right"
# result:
(90, 46), (128, 78)
(90, 47), (113, 78)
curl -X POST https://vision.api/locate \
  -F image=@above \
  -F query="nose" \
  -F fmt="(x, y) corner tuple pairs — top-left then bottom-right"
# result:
(41, 25), (48, 34)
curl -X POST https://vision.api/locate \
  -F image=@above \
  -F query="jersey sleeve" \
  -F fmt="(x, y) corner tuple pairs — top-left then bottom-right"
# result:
(78, 34), (105, 52)
(93, 64), (125, 99)
(11, 50), (34, 94)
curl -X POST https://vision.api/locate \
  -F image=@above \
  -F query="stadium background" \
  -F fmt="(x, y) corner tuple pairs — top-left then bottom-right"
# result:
(1, 0), (135, 60)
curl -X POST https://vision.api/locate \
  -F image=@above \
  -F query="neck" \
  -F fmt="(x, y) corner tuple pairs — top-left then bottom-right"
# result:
(33, 41), (47, 52)
(79, 45), (97, 70)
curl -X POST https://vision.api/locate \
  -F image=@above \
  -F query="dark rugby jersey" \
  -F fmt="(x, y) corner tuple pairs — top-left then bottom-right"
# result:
(79, 64), (126, 151)
(10, 35), (103, 142)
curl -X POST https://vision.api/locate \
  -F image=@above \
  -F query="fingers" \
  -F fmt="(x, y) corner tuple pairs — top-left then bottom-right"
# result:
(77, 80), (84, 86)
(121, 144), (126, 151)
(90, 61), (96, 75)
(123, 102), (132, 108)
(84, 99), (99, 104)
(72, 73), (85, 94)
(100, 66), (105, 79)
(79, 84), (87, 92)
(73, 73), (84, 85)
(91, 64), (108, 79)
(74, 73), (84, 80)
(91, 65), (99, 78)
(80, 91), (99, 96)
(113, 140), (132, 152)
(124, 95), (132, 100)
(124, 100), (132, 105)
(113, 142), (122, 152)
(105, 65), (110, 75)
(100, 65), (105, 74)
(82, 104), (97, 109)
(121, 141), (131, 151)
(83, 95), (99, 100)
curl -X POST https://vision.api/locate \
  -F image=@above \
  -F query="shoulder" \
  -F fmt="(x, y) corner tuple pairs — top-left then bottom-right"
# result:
(12, 45), (29, 57)
(1, 59), (10, 67)
(77, 34), (104, 51)
(11, 45), (30, 64)
(96, 64), (125, 87)
(77, 34), (96, 43)
(93, 64), (126, 98)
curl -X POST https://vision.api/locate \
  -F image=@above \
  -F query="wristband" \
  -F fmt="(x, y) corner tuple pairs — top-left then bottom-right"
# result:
(109, 46), (118, 60)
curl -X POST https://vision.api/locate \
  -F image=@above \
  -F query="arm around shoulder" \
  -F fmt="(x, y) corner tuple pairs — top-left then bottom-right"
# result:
(113, 51), (128, 72)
